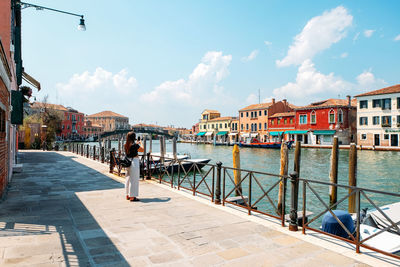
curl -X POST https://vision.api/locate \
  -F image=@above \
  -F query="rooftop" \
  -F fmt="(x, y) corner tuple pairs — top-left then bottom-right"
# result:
(202, 109), (220, 114)
(88, 110), (128, 118)
(31, 102), (68, 111)
(296, 98), (356, 110)
(239, 102), (273, 111)
(269, 112), (296, 118)
(355, 84), (400, 97)
(208, 116), (234, 122)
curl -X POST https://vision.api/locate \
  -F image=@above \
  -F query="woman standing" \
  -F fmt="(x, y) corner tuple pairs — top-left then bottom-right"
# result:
(124, 132), (144, 202)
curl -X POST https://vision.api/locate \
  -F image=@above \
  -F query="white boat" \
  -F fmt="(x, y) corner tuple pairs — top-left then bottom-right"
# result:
(150, 152), (190, 161)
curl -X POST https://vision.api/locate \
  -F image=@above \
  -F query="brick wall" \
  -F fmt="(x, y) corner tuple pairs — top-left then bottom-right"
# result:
(0, 80), (9, 198)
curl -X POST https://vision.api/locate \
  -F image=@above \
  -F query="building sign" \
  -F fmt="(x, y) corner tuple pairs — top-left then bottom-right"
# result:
(385, 129), (400, 133)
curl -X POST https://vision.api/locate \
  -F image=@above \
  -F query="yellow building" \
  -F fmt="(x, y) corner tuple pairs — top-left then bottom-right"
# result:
(197, 109), (234, 143)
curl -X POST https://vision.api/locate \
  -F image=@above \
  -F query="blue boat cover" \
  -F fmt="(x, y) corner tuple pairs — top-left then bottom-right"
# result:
(322, 210), (355, 238)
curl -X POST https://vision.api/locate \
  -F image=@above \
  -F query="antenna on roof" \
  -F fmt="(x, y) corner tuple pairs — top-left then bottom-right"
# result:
(258, 89), (261, 104)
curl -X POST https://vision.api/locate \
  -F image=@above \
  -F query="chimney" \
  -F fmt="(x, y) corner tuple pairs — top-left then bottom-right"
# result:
(283, 99), (287, 105)
(347, 95), (351, 107)
(272, 98), (275, 104)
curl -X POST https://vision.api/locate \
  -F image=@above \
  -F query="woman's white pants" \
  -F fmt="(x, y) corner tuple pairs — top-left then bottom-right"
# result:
(125, 157), (139, 197)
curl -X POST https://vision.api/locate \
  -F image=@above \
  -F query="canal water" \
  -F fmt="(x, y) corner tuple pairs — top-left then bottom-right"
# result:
(81, 140), (400, 228)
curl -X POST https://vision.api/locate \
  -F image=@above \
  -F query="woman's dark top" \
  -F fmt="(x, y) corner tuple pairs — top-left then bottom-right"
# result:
(127, 143), (140, 158)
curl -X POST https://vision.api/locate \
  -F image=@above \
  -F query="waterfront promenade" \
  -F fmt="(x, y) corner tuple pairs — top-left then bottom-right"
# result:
(0, 151), (397, 266)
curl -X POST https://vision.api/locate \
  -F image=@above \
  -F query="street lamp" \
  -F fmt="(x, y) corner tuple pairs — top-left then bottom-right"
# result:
(18, 1), (86, 31)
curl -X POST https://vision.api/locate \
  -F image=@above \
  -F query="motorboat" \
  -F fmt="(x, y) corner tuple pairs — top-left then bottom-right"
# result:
(239, 138), (293, 149)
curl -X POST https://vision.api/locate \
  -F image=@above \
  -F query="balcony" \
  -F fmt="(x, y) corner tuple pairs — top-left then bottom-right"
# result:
(381, 123), (391, 128)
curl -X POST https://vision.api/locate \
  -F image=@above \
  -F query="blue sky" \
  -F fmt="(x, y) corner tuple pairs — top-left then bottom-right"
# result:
(21, 0), (400, 127)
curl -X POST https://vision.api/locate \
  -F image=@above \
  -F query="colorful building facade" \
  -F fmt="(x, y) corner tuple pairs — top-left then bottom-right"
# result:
(87, 111), (130, 132)
(355, 84), (400, 147)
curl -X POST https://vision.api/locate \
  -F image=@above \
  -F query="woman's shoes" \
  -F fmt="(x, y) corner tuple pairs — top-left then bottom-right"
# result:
(126, 195), (129, 200)
(130, 197), (140, 202)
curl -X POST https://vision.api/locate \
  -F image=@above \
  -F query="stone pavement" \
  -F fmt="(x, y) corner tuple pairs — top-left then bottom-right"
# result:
(0, 151), (395, 266)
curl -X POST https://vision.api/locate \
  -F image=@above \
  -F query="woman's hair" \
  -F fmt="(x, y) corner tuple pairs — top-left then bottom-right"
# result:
(124, 131), (136, 154)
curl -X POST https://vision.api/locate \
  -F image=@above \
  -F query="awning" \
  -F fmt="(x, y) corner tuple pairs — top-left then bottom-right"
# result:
(197, 132), (206, 136)
(22, 71), (41, 91)
(287, 130), (308, 134)
(205, 132), (213, 136)
(250, 133), (258, 137)
(269, 131), (284, 136)
(228, 133), (237, 136)
(241, 133), (250, 138)
(216, 131), (228, 136)
(313, 130), (336, 135)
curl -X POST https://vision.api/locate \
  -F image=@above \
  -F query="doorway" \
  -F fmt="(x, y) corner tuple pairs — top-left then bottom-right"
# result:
(391, 134), (398, 146)
(374, 134), (380, 146)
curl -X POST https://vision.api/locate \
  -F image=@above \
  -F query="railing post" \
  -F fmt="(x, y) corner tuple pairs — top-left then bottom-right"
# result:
(348, 143), (357, 213)
(215, 162), (222, 204)
(72, 143), (75, 153)
(356, 189), (361, 254)
(248, 172), (252, 215)
(81, 144), (84, 156)
(93, 146), (96, 160)
(289, 171), (299, 231)
(109, 148), (115, 173)
(146, 152), (151, 180)
(329, 137), (339, 209)
(86, 144), (89, 158)
(101, 146), (105, 163)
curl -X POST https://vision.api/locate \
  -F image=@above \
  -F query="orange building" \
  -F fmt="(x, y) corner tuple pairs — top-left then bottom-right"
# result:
(239, 99), (294, 142)
(87, 111), (130, 132)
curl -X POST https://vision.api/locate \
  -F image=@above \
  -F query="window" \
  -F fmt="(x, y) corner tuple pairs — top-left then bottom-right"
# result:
(220, 123), (222, 128)
(225, 123), (227, 128)
(246, 124), (249, 130)
(62, 125), (65, 130)
(212, 124), (215, 129)
(241, 112), (243, 118)
(299, 114), (307, 124)
(254, 124), (257, 131)
(329, 110), (335, 123)
(381, 116), (391, 127)
(311, 111), (316, 124)
(67, 115), (70, 120)
(360, 100), (368, 109)
(67, 125), (70, 130)
(373, 116), (380, 125)
(251, 112), (253, 118)
(246, 112), (249, 117)
(384, 134), (389, 140)
(271, 120), (274, 125)
(259, 111), (261, 116)
(251, 124), (254, 131)
(382, 98), (391, 110)
(398, 98), (400, 109)
(361, 134), (367, 140)
(208, 124), (210, 129)
(264, 123), (267, 129)
(397, 116), (400, 127)
(359, 117), (368, 126)
(255, 112), (257, 118)
(284, 119), (287, 124)
(259, 123), (261, 129)
(264, 110), (267, 116)
(338, 109), (343, 123)
(372, 99), (381, 108)
(290, 118), (293, 124)
(277, 119), (281, 125)
(241, 124), (243, 130)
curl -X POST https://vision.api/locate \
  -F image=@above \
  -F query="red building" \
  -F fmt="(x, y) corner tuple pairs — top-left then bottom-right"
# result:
(82, 119), (103, 139)
(61, 107), (85, 139)
(268, 112), (296, 141)
(294, 97), (357, 145)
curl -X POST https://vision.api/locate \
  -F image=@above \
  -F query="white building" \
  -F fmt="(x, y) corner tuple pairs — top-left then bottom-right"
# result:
(355, 84), (400, 147)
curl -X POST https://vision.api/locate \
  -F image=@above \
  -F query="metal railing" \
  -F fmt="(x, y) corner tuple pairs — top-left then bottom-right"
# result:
(66, 144), (400, 261)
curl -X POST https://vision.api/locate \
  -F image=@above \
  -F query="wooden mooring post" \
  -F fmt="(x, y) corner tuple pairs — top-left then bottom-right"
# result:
(289, 141), (301, 231)
(278, 142), (288, 219)
(232, 144), (242, 196)
(215, 162), (222, 204)
(329, 137), (339, 208)
(348, 143), (357, 213)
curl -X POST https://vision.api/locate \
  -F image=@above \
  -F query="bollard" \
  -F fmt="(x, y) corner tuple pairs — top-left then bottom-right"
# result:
(109, 148), (115, 173)
(329, 137), (339, 209)
(348, 143), (357, 213)
(278, 143), (288, 216)
(289, 172), (299, 231)
(232, 145), (242, 196)
(146, 152), (151, 180)
(215, 162), (222, 204)
(101, 147), (105, 163)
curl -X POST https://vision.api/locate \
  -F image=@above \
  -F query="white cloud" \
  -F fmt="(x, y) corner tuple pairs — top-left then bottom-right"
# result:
(246, 93), (258, 104)
(394, 34), (400, 41)
(340, 52), (348, 58)
(272, 61), (387, 104)
(356, 70), (387, 91)
(364, 29), (375, 38)
(242, 50), (259, 62)
(273, 60), (351, 101)
(264, 41), (272, 46)
(276, 6), (353, 67)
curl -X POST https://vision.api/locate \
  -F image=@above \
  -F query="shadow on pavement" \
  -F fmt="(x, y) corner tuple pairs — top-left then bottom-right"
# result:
(0, 151), (129, 266)
(139, 197), (171, 203)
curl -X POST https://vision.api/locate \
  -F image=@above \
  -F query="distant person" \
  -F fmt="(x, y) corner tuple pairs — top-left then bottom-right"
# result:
(124, 131), (144, 202)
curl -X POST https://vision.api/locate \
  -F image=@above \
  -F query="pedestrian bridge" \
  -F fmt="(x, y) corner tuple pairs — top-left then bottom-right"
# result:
(99, 126), (174, 139)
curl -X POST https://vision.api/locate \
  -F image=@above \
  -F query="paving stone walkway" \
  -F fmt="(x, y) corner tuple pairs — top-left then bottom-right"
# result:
(0, 151), (391, 266)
